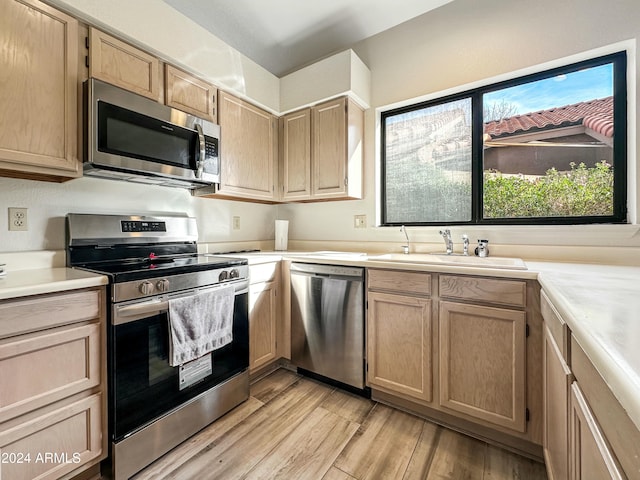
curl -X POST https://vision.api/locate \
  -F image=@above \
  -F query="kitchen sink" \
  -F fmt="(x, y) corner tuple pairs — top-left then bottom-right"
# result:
(367, 253), (528, 270)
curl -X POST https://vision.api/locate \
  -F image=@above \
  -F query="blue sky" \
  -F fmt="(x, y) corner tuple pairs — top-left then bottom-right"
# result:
(483, 63), (613, 116)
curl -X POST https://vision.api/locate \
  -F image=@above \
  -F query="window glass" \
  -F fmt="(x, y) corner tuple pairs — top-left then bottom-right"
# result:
(381, 52), (626, 225)
(383, 98), (472, 224)
(483, 64), (615, 219)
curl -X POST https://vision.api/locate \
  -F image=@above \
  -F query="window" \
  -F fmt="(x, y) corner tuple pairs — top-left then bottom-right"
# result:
(381, 52), (627, 225)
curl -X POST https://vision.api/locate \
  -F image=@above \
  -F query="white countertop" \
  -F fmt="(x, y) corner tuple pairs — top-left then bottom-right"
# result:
(0, 267), (108, 300)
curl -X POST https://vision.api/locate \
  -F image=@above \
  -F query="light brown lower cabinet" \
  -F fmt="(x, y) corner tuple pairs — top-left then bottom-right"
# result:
(249, 262), (281, 373)
(367, 291), (432, 403)
(0, 394), (102, 480)
(439, 301), (527, 433)
(0, 287), (106, 480)
(367, 269), (543, 457)
(543, 324), (572, 480)
(569, 383), (625, 480)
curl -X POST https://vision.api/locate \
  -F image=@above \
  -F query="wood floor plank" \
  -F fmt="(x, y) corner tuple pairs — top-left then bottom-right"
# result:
(483, 444), (548, 480)
(132, 396), (264, 479)
(334, 403), (425, 479)
(426, 428), (486, 480)
(124, 369), (548, 480)
(164, 378), (332, 479)
(250, 368), (300, 403)
(322, 466), (358, 480)
(244, 406), (359, 480)
(402, 421), (441, 479)
(320, 388), (375, 425)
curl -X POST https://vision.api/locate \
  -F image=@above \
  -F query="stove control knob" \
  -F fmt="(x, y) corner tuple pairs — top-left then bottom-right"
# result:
(156, 279), (170, 292)
(218, 270), (228, 282)
(139, 281), (154, 295)
(229, 268), (239, 279)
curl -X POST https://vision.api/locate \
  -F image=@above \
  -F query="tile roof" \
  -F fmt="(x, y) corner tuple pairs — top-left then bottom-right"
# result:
(484, 96), (613, 139)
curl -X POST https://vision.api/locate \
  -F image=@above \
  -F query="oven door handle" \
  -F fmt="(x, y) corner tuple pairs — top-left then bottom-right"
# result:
(114, 300), (169, 325)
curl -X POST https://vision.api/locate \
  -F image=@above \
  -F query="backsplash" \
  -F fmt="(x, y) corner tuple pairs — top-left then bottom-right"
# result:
(0, 176), (276, 252)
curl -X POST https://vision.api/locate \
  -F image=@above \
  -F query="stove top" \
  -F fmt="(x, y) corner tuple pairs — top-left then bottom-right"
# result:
(76, 254), (247, 283)
(66, 213), (248, 284)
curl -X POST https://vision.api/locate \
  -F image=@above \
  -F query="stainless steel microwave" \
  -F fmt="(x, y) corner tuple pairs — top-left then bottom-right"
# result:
(85, 79), (220, 189)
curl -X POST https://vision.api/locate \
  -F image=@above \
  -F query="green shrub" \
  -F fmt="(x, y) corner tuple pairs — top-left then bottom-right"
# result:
(483, 161), (613, 218)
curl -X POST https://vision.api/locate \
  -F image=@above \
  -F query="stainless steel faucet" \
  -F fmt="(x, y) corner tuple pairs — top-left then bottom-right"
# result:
(400, 225), (410, 254)
(439, 229), (453, 255)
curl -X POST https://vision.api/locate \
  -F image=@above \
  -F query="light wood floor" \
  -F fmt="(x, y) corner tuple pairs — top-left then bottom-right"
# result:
(132, 369), (548, 480)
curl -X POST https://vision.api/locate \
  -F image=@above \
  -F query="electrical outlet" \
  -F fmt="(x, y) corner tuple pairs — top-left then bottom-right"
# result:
(8, 208), (28, 231)
(354, 214), (367, 228)
(232, 216), (240, 230)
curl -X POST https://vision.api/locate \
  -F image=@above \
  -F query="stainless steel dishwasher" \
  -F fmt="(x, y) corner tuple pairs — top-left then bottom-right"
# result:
(290, 263), (365, 390)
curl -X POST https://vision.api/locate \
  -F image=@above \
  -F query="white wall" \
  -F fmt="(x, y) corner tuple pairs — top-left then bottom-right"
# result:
(0, 177), (275, 252)
(47, 0), (280, 112)
(277, 0), (640, 253)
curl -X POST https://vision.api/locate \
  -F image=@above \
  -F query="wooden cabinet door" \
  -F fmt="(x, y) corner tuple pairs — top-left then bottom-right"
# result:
(217, 91), (278, 201)
(544, 325), (572, 480)
(249, 281), (278, 372)
(311, 97), (363, 200)
(88, 27), (160, 101)
(439, 301), (526, 432)
(312, 98), (347, 198)
(165, 65), (217, 122)
(0, 0), (79, 180)
(280, 108), (311, 201)
(367, 292), (432, 402)
(569, 383), (625, 480)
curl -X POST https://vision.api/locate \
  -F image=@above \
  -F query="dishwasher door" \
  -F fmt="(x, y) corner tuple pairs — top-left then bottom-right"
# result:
(290, 263), (365, 389)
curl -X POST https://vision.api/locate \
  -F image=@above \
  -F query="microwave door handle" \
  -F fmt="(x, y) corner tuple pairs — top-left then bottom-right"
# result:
(195, 123), (205, 179)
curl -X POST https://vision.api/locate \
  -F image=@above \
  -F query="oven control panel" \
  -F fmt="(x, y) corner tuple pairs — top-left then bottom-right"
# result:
(113, 265), (249, 302)
(121, 220), (167, 232)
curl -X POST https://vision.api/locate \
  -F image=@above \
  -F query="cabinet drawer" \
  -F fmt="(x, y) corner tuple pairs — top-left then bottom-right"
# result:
(250, 262), (280, 285)
(0, 289), (101, 339)
(0, 393), (102, 480)
(368, 269), (431, 296)
(0, 323), (101, 422)
(439, 275), (526, 307)
(541, 290), (569, 361)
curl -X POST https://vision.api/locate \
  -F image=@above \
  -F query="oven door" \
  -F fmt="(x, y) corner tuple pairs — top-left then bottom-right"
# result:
(110, 281), (249, 442)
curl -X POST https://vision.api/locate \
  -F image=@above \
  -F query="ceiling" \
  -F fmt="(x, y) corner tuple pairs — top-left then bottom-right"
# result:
(162, 0), (453, 77)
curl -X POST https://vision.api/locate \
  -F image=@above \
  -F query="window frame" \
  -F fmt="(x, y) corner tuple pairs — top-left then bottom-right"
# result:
(380, 51), (628, 226)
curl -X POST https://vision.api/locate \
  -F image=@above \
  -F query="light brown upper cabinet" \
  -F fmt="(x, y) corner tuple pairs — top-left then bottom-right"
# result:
(209, 91), (278, 202)
(165, 65), (217, 123)
(0, 0), (80, 181)
(280, 108), (312, 200)
(280, 97), (364, 201)
(88, 27), (161, 102)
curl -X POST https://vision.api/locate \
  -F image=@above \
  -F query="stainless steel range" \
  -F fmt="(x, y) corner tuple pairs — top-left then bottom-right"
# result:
(66, 213), (249, 480)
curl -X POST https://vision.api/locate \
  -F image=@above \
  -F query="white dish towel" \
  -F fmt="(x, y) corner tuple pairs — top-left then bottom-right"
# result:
(168, 285), (235, 366)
